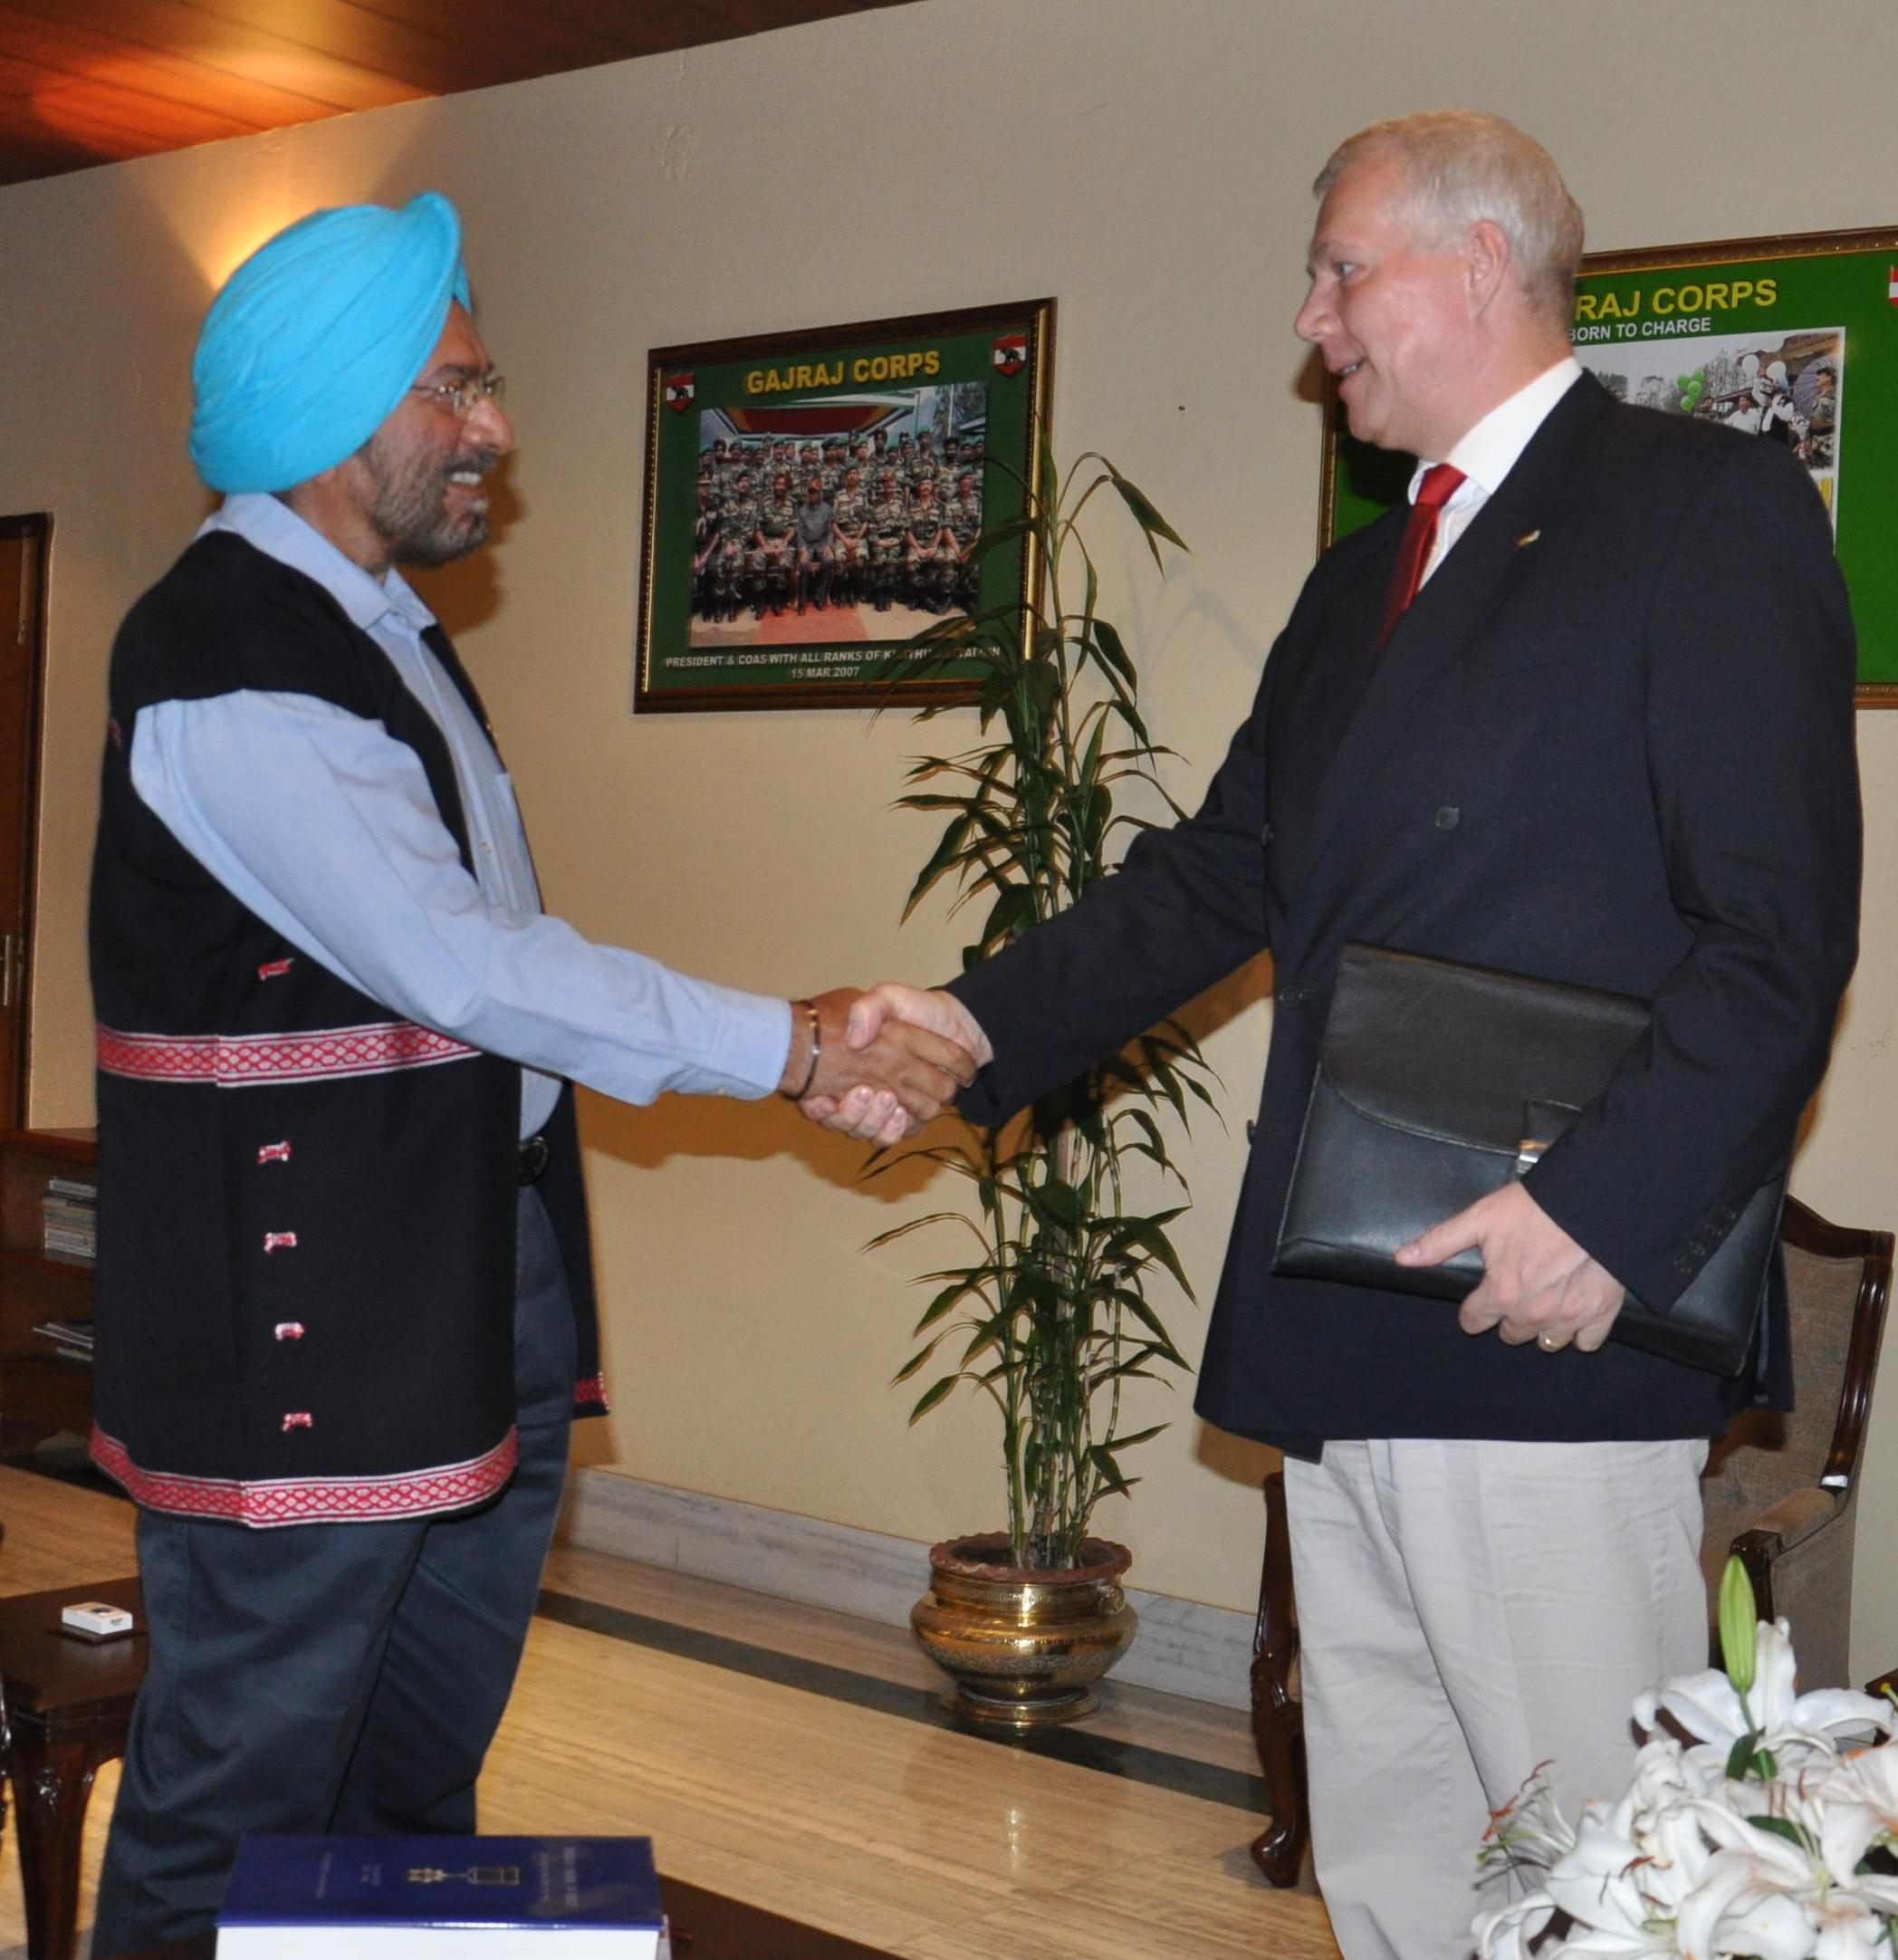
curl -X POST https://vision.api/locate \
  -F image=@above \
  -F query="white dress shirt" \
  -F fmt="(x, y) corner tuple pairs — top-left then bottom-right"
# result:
(129, 494), (792, 1133)
(1409, 356), (1584, 586)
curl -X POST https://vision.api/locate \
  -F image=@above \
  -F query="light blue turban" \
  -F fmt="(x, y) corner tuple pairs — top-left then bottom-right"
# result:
(189, 191), (472, 494)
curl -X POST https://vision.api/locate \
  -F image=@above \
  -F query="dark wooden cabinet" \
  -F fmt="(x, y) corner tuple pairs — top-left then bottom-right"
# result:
(0, 1127), (96, 1449)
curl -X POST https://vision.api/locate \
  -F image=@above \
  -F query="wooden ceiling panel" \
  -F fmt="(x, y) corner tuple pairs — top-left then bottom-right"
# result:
(0, 0), (912, 187)
(2, 15), (376, 125)
(4, 1), (426, 116)
(0, 56), (47, 101)
(347, 0), (629, 76)
(24, 81), (257, 149)
(500, 0), (875, 54)
(48, 0), (499, 98)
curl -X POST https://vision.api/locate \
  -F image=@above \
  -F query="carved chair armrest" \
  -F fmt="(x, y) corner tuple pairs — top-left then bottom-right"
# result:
(1728, 1487), (1845, 1630)
(1733, 1485), (1840, 1561)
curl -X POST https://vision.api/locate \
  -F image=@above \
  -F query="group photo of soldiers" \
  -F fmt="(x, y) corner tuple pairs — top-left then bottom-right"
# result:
(688, 387), (988, 647)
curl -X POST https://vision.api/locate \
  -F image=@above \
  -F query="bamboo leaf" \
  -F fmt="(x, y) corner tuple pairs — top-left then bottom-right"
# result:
(902, 815), (976, 918)
(909, 1377), (960, 1422)
(863, 1214), (959, 1253)
(912, 1281), (977, 1335)
(1106, 463), (1189, 564)
(1115, 1292), (1188, 1361)
(980, 882), (1034, 949)
(1114, 1220), (1196, 1298)
(892, 1336), (945, 1385)
(1089, 617), (1138, 692)
(1024, 1179), (1086, 1233)
(1037, 432), (1059, 527)
(957, 514), (1035, 567)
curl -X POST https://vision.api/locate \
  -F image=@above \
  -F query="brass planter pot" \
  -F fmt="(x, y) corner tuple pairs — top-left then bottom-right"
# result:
(910, 1533), (1137, 1727)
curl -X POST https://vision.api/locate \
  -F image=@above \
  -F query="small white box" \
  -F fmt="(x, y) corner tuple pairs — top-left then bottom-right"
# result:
(61, 1601), (134, 1638)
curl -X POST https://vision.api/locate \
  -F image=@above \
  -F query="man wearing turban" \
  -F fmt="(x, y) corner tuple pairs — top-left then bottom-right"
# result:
(87, 192), (971, 1951)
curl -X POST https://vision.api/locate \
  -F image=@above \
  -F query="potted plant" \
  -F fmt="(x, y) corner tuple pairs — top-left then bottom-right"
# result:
(871, 438), (1213, 1725)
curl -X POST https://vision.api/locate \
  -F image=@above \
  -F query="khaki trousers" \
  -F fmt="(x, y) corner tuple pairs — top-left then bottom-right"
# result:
(1283, 1436), (1708, 1960)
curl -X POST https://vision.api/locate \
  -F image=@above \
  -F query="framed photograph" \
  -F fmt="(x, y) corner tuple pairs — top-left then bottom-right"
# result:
(634, 299), (1055, 714)
(1317, 226), (1898, 702)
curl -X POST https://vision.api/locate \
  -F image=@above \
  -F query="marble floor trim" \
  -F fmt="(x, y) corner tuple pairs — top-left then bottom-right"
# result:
(560, 1468), (1259, 1711)
(535, 1587), (1272, 1815)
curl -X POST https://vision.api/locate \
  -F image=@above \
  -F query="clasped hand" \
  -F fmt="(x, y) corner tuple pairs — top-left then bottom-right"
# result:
(781, 986), (987, 1148)
(1395, 1180), (1625, 1353)
(790, 984), (993, 1148)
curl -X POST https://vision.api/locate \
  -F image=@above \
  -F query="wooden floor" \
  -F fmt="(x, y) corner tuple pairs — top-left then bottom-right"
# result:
(0, 1464), (1339, 1959)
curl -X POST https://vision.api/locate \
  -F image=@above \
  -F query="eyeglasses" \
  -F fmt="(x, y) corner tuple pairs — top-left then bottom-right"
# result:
(410, 373), (506, 418)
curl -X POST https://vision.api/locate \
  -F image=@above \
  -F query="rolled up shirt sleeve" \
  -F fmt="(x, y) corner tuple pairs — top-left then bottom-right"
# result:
(130, 689), (792, 1104)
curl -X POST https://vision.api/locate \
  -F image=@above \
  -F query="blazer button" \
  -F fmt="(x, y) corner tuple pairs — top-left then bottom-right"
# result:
(1434, 805), (1461, 831)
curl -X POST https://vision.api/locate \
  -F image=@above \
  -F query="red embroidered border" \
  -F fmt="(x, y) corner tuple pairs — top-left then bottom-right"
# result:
(88, 1426), (519, 1528)
(573, 1372), (610, 1413)
(97, 1021), (477, 1088)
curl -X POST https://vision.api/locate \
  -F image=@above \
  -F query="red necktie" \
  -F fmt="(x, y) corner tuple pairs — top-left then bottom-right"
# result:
(1377, 463), (1465, 648)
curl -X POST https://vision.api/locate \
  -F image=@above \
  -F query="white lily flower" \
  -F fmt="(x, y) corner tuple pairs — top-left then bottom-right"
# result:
(1474, 1893), (1558, 1960)
(1483, 1762), (1579, 1873)
(1813, 1893), (1894, 1960)
(1556, 1919), (1686, 1958)
(1638, 1622), (1892, 1773)
(1712, 1883), (1812, 1960)
(1816, 1744), (1898, 1847)
(1545, 1811), (1661, 1933)
(1471, 1599), (1898, 1960)
(1816, 1797), (1883, 1886)
(1691, 1797), (1817, 1877)
(1669, 1851), (1779, 1960)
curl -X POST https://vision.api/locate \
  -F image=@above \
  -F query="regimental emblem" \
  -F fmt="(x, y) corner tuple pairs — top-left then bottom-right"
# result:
(1888, 266), (1898, 307)
(665, 371), (695, 410)
(992, 334), (1027, 379)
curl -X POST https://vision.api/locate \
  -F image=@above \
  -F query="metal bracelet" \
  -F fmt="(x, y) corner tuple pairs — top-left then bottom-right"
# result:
(782, 997), (821, 1100)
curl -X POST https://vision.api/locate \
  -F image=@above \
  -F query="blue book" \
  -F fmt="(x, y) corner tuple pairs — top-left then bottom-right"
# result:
(217, 1835), (666, 1956)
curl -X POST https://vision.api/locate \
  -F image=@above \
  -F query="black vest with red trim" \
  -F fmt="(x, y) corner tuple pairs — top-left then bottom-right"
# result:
(88, 531), (606, 1528)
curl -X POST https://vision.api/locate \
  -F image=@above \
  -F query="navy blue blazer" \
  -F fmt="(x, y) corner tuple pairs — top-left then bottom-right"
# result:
(948, 376), (1861, 1452)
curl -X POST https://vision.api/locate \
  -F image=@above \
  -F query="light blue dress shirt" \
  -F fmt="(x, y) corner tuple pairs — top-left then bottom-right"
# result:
(129, 494), (791, 1135)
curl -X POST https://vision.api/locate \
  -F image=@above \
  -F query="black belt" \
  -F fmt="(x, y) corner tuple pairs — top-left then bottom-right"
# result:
(517, 1133), (550, 1186)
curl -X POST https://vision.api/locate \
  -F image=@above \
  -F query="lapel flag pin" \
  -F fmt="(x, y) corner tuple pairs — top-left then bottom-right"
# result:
(1516, 529), (1541, 548)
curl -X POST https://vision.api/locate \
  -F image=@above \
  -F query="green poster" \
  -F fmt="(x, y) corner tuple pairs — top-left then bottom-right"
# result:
(636, 301), (1053, 713)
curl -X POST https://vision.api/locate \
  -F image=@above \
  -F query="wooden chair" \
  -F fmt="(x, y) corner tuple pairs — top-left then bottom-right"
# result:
(0, 1574), (146, 1959)
(1701, 1197), (1892, 1690)
(1247, 1195), (1894, 1887)
(1249, 1467), (1304, 1887)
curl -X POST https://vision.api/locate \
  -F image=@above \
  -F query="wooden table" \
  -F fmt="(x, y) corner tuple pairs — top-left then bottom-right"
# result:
(99, 1874), (904, 1957)
(0, 1573), (147, 1960)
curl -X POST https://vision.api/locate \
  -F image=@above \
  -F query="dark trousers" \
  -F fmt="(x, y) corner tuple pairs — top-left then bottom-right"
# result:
(91, 1187), (577, 1955)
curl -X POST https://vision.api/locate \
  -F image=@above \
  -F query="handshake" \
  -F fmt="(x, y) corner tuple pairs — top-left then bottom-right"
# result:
(780, 985), (996, 1146)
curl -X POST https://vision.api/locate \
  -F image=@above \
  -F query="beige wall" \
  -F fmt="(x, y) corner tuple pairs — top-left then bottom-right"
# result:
(5, 0), (1898, 1672)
